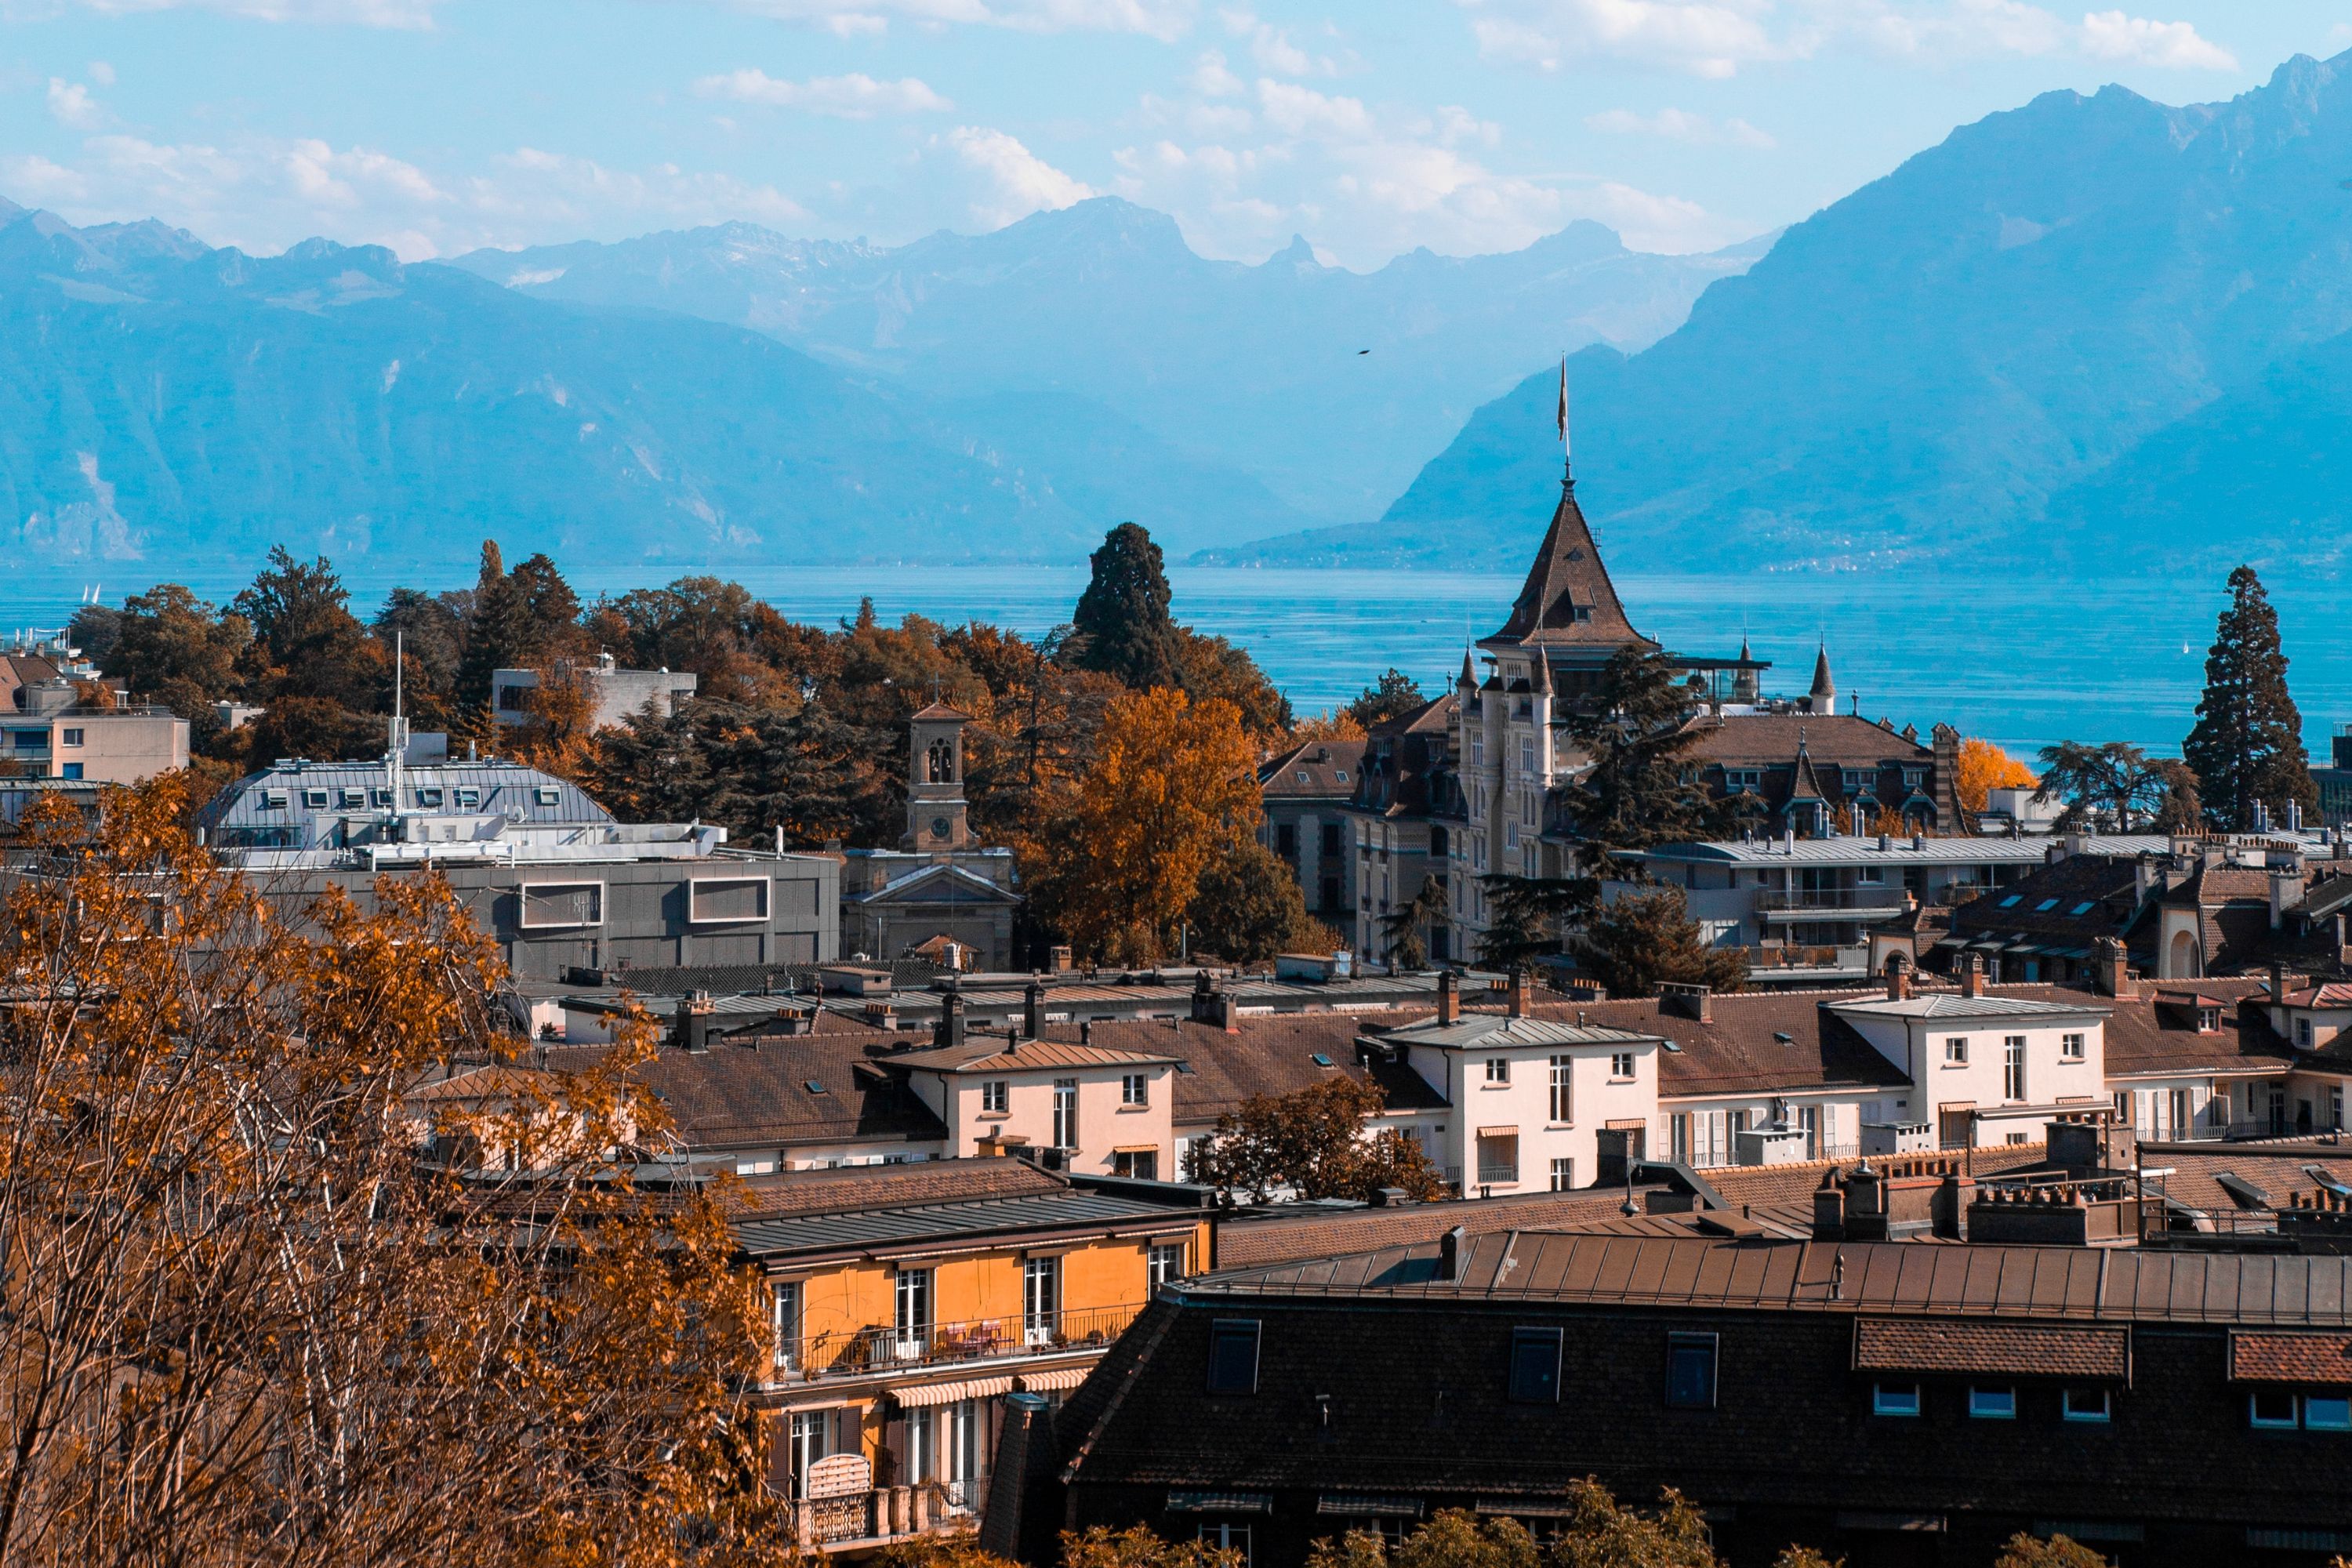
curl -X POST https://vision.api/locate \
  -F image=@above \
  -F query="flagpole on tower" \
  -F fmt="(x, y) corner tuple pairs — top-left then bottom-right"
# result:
(1555, 354), (1573, 490)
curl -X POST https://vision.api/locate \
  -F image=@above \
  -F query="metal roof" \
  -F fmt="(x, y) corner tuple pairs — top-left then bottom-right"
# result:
(1185, 1229), (2352, 1327)
(735, 1189), (1196, 1257)
(1377, 1014), (1662, 1051)
(198, 758), (612, 840)
(1633, 836), (2172, 867)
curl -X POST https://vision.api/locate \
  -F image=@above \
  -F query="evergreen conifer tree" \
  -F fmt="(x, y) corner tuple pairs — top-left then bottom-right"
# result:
(1071, 523), (1181, 689)
(2182, 565), (2316, 830)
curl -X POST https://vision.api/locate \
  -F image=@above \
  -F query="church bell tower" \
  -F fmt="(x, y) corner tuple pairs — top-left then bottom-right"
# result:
(906, 702), (974, 851)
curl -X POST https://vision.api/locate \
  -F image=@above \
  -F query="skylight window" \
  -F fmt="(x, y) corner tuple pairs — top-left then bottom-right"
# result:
(804, 1080), (828, 1095)
(2035, 898), (2060, 912)
(1310, 1053), (1334, 1068)
(1998, 895), (2022, 907)
(2071, 901), (2096, 915)
(1174, 1061), (1196, 1075)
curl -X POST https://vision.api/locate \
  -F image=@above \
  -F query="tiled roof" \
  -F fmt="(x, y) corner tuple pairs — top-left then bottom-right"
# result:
(1683, 713), (1929, 768)
(1259, 739), (1366, 800)
(1062, 1014), (1448, 1127)
(887, 1037), (1179, 1073)
(539, 1036), (946, 1151)
(2230, 1330), (2352, 1385)
(1377, 1010), (1661, 1051)
(2134, 1142), (2352, 1214)
(1483, 481), (1657, 652)
(1827, 992), (2108, 1021)
(1513, 994), (1913, 1097)
(1852, 1318), (2128, 1378)
(1948, 854), (2146, 943)
(2089, 979), (2290, 1076)
(725, 1156), (1065, 1218)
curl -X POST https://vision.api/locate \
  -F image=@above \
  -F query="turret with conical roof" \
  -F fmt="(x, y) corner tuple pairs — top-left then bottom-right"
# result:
(1482, 477), (1658, 659)
(1806, 645), (1837, 715)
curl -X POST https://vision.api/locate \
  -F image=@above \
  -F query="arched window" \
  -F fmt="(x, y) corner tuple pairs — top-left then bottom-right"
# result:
(926, 739), (956, 784)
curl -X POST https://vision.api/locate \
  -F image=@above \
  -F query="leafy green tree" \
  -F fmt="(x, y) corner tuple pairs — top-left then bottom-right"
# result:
(2034, 741), (2203, 832)
(1187, 840), (1325, 964)
(1381, 873), (1450, 971)
(1572, 887), (1745, 999)
(244, 695), (389, 765)
(1347, 668), (1426, 730)
(1769, 1550), (1841, 1568)
(1993, 1533), (2108, 1568)
(1171, 626), (1292, 736)
(1062, 1524), (1240, 1568)
(1557, 648), (1723, 855)
(105, 584), (254, 757)
(66, 604), (121, 665)
(1189, 1077), (1443, 1201)
(2182, 564), (2315, 830)
(232, 546), (379, 708)
(586, 699), (893, 848)
(456, 544), (586, 708)
(1475, 873), (1600, 969)
(1072, 523), (1183, 690)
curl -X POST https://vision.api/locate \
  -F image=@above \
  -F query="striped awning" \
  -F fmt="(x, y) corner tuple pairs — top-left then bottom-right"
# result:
(894, 1363), (1093, 1408)
(1169, 1491), (1272, 1514)
(1319, 1494), (1425, 1518)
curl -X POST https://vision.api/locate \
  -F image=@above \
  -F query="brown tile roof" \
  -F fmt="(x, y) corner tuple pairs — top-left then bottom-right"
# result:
(1683, 713), (1929, 768)
(1259, 739), (1366, 799)
(539, 1036), (948, 1152)
(1853, 1319), (2129, 1378)
(2134, 1142), (2352, 1214)
(909, 701), (971, 721)
(1517, 993), (1914, 1098)
(725, 1156), (1064, 1218)
(1483, 481), (1657, 652)
(1947, 853), (2146, 945)
(2230, 1330), (2352, 1385)
(887, 1037), (1179, 1073)
(2044, 979), (2291, 1077)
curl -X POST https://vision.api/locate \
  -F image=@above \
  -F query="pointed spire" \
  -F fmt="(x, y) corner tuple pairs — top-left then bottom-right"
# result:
(1458, 647), (1477, 691)
(1487, 479), (1657, 652)
(1555, 356), (1572, 485)
(1530, 653), (1552, 696)
(1809, 644), (1836, 712)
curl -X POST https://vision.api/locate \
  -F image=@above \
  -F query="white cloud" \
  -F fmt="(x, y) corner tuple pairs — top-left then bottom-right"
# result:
(1458, 0), (2238, 77)
(63, 0), (447, 27)
(1257, 79), (1373, 139)
(1585, 106), (1773, 147)
(707, 0), (1196, 41)
(47, 78), (105, 130)
(691, 69), (952, 116)
(0, 132), (808, 259)
(87, 60), (117, 86)
(2079, 9), (2236, 70)
(941, 125), (1095, 227)
(1189, 49), (1246, 96)
(1218, 6), (1350, 76)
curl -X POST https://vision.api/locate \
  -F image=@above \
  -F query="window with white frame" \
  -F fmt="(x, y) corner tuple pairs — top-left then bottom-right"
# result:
(982, 1080), (1008, 1114)
(1609, 1051), (1635, 1080)
(1149, 1242), (1186, 1290)
(1944, 1036), (1969, 1065)
(1549, 1157), (1574, 1192)
(60, 728), (84, 747)
(1548, 1056), (1573, 1123)
(1121, 1073), (1149, 1106)
(1475, 1131), (1519, 1187)
(2003, 1036), (2027, 1101)
(1052, 1079), (1078, 1151)
(1485, 1058), (1510, 1085)
(2061, 1032), (2086, 1061)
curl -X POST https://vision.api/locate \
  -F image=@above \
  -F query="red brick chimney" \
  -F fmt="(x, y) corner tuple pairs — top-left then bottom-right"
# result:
(1884, 952), (1914, 1003)
(2094, 937), (2135, 1000)
(1508, 967), (1529, 1018)
(1437, 969), (1460, 1025)
(1960, 953), (1987, 1000)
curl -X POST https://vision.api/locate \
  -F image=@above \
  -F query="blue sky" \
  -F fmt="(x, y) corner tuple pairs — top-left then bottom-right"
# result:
(2, 0), (2347, 267)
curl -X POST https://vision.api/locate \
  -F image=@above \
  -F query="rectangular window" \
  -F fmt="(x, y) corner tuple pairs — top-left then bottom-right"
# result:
(1149, 1243), (1186, 1291)
(2004, 1037), (2027, 1102)
(1053, 1079), (1079, 1152)
(771, 1279), (801, 1371)
(1610, 1052), (1635, 1080)
(2298, 1018), (2315, 1047)
(2062, 1388), (2111, 1424)
(1519, 738), (1535, 775)
(1022, 1255), (1061, 1344)
(1475, 1131), (1519, 1188)
(1122, 1073), (1149, 1106)
(1485, 1058), (1510, 1085)
(58, 764), (82, 779)
(1548, 1056), (1573, 1123)
(1969, 1386), (2017, 1421)
(339, 787), (365, 808)
(1549, 1157), (1574, 1192)
(1665, 1333), (1718, 1410)
(1196, 1523), (1252, 1566)
(2062, 1033), (2086, 1061)
(903, 1406), (936, 1485)
(414, 787), (443, 808)
(302, 788), (329, 808)
(533, 785), (561, 806)
(1206, 1319), (1261, 1395)
(1508, 1327), (1563, 1404)
(895, 1268), (934, 1350)
(1112, 1149), (1159, 1179)
(59, 728), (83, 747)
(1944, 1036), (1968, 1065)
(2306, 1396), (2352, 1432)
(788, 1410), (833, 1494)
(452, 787), (481, 809)
(2250, 1390), (2300, 1429)
(1872, 1382), (1922, 1417)
(982, 1080), (1008, 1115)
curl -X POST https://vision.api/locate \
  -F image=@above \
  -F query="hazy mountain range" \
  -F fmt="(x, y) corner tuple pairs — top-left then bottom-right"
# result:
(13, 49), (2352, 584)
(1254, 49), (2352, 575)
(1, 195), (1748, 581)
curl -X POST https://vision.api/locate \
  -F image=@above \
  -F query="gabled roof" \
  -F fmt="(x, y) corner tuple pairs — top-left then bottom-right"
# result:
(1783, 738), (1828, 807)
(910, 702), (971, 722)
(1056, 1014), (1449, 1124)
(1827, 992), (2110, 1022)
(1683, 713), (1932, 768)
(1377, 1009), (1661, 1051)
(1481, 481), (1657, 653)
(1258, 738), (1365, 799)
(885, 1037), (1180, 1074)
(854, 862), (1022, 906)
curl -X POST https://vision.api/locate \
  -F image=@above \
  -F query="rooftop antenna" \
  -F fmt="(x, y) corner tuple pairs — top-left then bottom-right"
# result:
(1555, 354), (1573, 489)
(387, 629), (408, 814)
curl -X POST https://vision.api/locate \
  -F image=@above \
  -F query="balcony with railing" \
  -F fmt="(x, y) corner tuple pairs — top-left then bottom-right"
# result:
(1753, 888), (1913, 914)
(773, 1301), (1145, 1384)
(787, 1479), (989, 1551)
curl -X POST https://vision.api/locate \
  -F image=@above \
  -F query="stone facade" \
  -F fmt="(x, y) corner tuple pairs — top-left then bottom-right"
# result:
(840, 703), (1018, 970)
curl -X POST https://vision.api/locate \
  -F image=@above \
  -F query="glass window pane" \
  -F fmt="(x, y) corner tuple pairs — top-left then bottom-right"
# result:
(1665, 1334), (1716, 1409)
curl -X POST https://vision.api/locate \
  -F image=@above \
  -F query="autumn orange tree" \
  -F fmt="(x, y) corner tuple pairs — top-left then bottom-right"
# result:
(1023, 688), (1269, 964)
(0, 776), (789, 1568)
(1953, 737), (2038, 815)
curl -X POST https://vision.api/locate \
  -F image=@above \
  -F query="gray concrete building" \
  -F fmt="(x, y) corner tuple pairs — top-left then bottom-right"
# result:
(490, 652), (698, 731)
(840, 702), (1019, 969)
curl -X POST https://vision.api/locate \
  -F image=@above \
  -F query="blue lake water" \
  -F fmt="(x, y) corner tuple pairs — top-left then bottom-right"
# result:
(11, 561), (2347, 760)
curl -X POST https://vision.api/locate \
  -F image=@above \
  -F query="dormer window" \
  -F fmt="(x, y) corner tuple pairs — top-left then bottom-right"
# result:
(2298, 1018), (2314, 1048)
(302, 789), (329, 809)
(415, 787), (444, 808)
(2200, 1007), (2222, 1034)
(453, 788), (481, 809)
(1334, 770), (1347, 782)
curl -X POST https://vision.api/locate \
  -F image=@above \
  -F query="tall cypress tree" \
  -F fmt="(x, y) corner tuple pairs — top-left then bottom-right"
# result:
(2182, 564), (2316, 830)
(1070, 522), (1182, 689)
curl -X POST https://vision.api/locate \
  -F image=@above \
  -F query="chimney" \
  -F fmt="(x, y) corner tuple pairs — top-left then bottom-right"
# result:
(1080, 1019), (1091, 1047)
(2270, 871), (2299, 931)
(2270, 960), (2295, 1001)
(1437, 1225), (1467, 1282)
(2094, 936), (2135, 1000)
(1884, 951), (1914, 1002)
(677, 990), (716, 1053)
(1436, 968), (1461, 1026)
(1024, 978), (1045, 1040)
(1190, 973), (1237, 1033)
(1508, 967), (1529, 1018)
(1960, 953), (1987, 999)
(935, 983), (967, 1049)
(1810, 1169), (1846, 1242)
(1659, 982), (1712, 1023)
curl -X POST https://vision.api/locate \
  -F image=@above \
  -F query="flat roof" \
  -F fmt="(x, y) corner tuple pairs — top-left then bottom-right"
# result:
(735, 1189), (1196, 1258)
